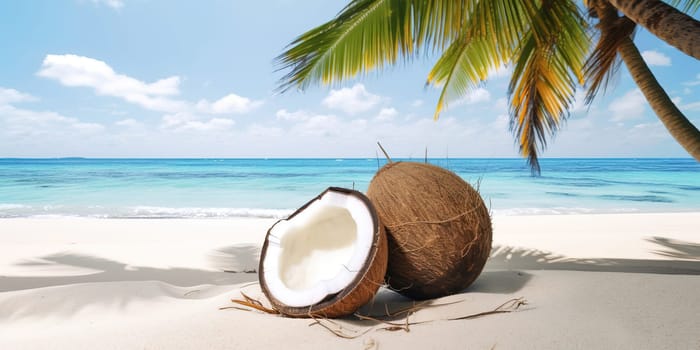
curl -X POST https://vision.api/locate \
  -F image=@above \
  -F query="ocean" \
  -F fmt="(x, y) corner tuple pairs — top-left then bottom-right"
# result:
(0, 158), (698, 218)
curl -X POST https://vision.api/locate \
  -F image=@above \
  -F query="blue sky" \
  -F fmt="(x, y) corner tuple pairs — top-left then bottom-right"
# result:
(0, 0), (698, 158)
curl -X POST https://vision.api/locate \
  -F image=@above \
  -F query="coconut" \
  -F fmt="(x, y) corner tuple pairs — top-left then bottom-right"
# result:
(366, 162), (492, 300)
(259, 187), (387, 318)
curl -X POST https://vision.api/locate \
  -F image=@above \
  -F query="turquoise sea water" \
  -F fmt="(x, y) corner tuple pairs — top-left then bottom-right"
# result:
(0, 158), (698, 218)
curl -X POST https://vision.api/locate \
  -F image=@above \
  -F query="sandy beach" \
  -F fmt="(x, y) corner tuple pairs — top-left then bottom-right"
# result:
(1, 213), (699, 349)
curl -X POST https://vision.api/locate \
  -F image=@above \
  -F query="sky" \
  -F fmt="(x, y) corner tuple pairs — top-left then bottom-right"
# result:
(0, 0), (698, 159)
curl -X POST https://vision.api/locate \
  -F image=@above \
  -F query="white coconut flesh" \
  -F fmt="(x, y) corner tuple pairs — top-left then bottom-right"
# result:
(262, 190), (374, 307)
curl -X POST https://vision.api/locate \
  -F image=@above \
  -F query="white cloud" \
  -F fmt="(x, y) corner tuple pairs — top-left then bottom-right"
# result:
(276, 109), (310, 122)
(375, 107), (397, 122)
(122, 94), (187, 113)
(494, 97), (508, 111)
(92, 0), (124, 9)
(455, 87), (491, 105)
(38, 54), (186, 112)
(72, 122), (105, 133)
(683, 73), (700, 87)
(0, 89), (104, 137)
(569, 89), (589, 113)
(641, 50), (672, 67)
(411, 99), (424, 107)
(37, 54), (260, 118)
(632, 122), (661, 130)
(351, 119), (368, 129)
(1, 105), (79, 134)
(0, 87), (37, 105)
(274, 109), (370, 138)
(187, 118), (235, 132)
(487, 64), (513, 79)
(160, 112), (235, 132)
(491, 114), (510, 129)
(291, 114), (342, 137)
(322, 83), (382, 114)
(196, 93), (263, 114)
(681, 101), (700, 111)
(275, 109), (364, 138)
(115, 118), (144, 128)
(608, 89), (646, 121)
(247, 124), (284, 138)
(630, 122), (667, 140)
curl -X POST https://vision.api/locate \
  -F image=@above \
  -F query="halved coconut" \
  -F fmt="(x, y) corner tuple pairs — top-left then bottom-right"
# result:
(259, 187), (387, 318)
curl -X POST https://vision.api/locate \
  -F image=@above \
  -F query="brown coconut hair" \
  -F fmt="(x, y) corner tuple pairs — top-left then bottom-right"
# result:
(367, 162), (492, 300)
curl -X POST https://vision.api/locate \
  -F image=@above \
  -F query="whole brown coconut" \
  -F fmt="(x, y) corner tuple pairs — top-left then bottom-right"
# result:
(366, 162), (492, 300)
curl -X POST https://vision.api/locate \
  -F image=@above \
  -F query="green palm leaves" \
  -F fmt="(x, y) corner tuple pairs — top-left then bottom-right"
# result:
(425, 1), (588, 172)
(277, 0), (590, 173)
(507, 1), (589, 172)
(277, 0), (472, 91)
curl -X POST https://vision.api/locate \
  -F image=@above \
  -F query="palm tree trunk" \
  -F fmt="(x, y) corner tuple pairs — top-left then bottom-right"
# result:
(607, 0), (700, 60)
(617, 37), (700, 161)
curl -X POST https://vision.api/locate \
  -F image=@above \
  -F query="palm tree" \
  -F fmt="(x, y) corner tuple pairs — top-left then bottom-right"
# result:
(586, 0), (700, 164)
(277, 0), (699, 173)
(606, 0), (700, 60)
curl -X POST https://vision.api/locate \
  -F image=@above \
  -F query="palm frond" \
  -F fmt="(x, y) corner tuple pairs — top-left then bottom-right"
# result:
(412, 0), (470, 52)
(426, 0), (588, 173)
(277, 0), (591, 174)
(426, 0), (533, 120)
(276, 0), (470, 92)
(466, 0), (532, 62)
(426, 35), (500, 120)
(668, 0), (700, 13)
(276, 0), (406, 91)
(508, 0), (589, 174)
(583, 0), (637, 105)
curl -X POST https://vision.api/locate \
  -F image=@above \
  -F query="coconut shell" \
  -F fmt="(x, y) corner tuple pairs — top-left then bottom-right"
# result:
(367, 162), (492, 300)
(259, 187), (388, 318)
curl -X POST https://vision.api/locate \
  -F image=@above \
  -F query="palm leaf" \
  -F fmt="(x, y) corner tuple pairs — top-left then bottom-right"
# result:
(584, 0), (698, 104)
(276, 0), (590, 174)
(583, 0), (637, 105)
(426, 0), (534, 120)
(276, 0), (407, 91)
(412, 0), (470, 52)
(466, 0), (531, 62)
(668, 0), (700, 13)
(426, 35), (499, 120)
(508, 0), (589, 173)
(276, 0), (470, 92)
(427, 0), (588, 173)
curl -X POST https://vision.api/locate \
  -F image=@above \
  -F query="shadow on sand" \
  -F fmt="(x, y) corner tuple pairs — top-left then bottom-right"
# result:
(648, 236), (700, 261)
(1, 244), (263, 294)
(355, 235), (700, 317)
(0, 244), (263, 322)
(487, 236), (700, 275)
(208, 244), (261, 273)
(2, 237), (698, 322)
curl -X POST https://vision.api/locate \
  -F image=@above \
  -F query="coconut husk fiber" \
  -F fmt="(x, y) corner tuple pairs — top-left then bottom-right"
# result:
(367, 162), (492, 300)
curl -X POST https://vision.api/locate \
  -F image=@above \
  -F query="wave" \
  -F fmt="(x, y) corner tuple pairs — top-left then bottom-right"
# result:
(1, 204), (697, 218)
(598, 194), (674, 204)
(491, 207), (640, 216)
(0, 204), (293, 219)
(0, 203), (30, 210)
(122, 206), (293, 219)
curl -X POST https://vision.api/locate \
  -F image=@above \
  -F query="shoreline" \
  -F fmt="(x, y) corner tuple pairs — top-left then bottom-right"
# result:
(1, 208), (700, 220)
(1, 212), (699, 349)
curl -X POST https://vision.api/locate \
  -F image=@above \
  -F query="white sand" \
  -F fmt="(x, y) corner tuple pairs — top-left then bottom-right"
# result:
(1, 213), (699, 349)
